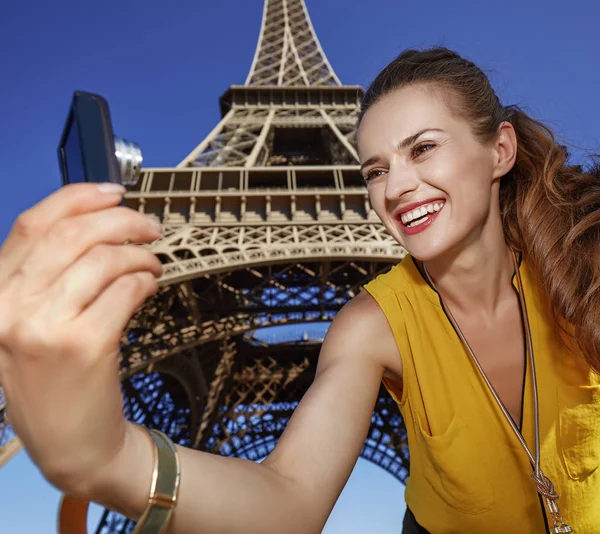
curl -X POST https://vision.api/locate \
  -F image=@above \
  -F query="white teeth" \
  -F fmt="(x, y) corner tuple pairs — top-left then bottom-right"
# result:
(407, 215), (430, 228)
(400, 201), (445, 226)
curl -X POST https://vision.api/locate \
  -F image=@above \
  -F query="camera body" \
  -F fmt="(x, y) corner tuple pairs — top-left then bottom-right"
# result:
(58, 91), (142, 189)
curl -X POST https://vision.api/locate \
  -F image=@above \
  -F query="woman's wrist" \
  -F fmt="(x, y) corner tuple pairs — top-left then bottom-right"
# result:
(84, 422), (156, 520)
(57, 423), (182, 534)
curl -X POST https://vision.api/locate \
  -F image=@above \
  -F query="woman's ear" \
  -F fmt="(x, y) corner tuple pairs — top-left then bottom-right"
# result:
(492, 121), (517, 178)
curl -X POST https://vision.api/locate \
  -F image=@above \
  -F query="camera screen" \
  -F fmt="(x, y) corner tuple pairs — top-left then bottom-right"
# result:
(63, 113), (86, 183)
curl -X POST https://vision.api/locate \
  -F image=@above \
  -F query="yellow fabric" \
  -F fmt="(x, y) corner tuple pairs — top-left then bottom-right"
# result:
(364, 255), (600, 533)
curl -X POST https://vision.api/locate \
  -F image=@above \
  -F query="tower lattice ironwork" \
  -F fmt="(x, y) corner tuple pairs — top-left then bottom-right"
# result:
(0, 1), (410, 531)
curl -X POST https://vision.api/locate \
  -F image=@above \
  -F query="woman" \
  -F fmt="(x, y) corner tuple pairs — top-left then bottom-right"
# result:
(0, 48), (598, 533)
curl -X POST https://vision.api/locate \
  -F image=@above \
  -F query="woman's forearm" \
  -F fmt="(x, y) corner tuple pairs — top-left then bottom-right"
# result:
(67, 422), (319, 534)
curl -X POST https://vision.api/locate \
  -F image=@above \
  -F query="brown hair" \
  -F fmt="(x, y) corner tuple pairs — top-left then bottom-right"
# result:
(359, 47), (600, 373)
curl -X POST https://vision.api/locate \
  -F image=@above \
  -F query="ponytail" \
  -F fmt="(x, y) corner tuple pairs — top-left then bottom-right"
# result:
(501, 106), (600, 372)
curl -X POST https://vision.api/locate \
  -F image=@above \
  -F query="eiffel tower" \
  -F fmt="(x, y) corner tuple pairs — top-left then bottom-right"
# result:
(0, 0), (409, 531)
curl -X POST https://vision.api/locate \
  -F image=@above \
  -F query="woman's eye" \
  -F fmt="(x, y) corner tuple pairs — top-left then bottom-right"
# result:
(364, 169), (387, 183)
(413, 143), (435, 157)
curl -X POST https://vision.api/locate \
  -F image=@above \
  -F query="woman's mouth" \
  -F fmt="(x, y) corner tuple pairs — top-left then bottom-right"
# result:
(397, 201), (445, 235)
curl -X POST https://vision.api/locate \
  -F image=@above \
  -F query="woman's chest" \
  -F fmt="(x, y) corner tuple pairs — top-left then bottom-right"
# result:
(402, 312), (600, 532)
(451, 308), (526, 427)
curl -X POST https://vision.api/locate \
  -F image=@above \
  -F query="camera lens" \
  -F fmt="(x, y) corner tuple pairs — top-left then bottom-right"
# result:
(114, 137), (143, 186)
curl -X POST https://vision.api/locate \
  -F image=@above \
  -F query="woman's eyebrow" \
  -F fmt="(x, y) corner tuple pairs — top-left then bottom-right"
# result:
(397, 128), (444, 150)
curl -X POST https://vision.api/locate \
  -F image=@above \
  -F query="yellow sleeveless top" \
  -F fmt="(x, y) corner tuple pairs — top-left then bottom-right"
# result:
(364, 255), (600, 533)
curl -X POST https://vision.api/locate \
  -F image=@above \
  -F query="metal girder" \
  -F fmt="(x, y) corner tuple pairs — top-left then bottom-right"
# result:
(192, 341), (409, 481)
(2, 3), (412, 534)
(0, 435), (21, 467)
(177, 104), (361, 168)
(151, 223), (405, 286)
(246, 0), (340, 87)
(119, 259), (397, 376)
(0, 389), (21, 467)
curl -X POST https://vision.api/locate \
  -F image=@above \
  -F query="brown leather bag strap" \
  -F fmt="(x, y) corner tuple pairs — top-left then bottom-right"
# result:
(58, 495), (89, 534)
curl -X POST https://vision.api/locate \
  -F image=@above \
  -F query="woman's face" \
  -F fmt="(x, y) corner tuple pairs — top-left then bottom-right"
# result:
(357, 84), (501, 262)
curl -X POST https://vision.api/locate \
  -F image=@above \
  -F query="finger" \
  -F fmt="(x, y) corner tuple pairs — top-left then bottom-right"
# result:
(18, 206), (162, 295)
(79, 271), (159, 351)
(46, 244), (163, 321)
(0, 183), (126, 280)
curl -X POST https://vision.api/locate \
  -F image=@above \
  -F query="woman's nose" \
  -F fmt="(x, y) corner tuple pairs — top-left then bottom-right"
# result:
(384, 164), (419, 201)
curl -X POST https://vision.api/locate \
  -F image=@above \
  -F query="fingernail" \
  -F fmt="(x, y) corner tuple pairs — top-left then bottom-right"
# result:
(97, 182), (126, 194)
(146, 216), (163, 234)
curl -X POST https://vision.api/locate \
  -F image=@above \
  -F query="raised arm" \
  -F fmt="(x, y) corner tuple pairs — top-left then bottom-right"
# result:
(88, 291), (396, 534)
(0, 183), (401, 534)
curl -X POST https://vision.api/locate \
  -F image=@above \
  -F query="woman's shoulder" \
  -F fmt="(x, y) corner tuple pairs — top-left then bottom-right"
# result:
(364, 254), (438, 313)
(329, 290), (403, 380)
(336, 289), (393, 330)
(363, 254), (415, 297)
(336, 290), (402, 379)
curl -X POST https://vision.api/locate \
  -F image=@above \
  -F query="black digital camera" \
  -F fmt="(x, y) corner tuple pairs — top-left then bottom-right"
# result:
(57, 91), (142, 189)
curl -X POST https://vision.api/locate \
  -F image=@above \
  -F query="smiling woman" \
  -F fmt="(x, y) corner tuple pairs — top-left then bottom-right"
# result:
(2, 44), (600, 534)
(357, 47), (600, 533)
(359, 83), (512, 261)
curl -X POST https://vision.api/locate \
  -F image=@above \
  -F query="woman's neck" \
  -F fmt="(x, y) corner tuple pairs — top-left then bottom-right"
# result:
(422, 224), (515, 320)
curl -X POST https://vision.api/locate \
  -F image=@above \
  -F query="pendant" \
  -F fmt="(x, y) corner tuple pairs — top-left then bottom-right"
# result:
(546, 497), (573, 533)
(533, 472), (573, 533)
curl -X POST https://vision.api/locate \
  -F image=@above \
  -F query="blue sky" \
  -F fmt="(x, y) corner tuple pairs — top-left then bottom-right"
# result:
(1, 0), (599, 532)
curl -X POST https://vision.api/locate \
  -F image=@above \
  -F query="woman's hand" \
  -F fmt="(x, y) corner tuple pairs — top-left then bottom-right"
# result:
(0, 182), (163, 495)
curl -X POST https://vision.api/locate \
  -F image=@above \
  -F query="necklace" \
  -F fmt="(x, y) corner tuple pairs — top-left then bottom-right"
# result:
(421, 250), (573, 534)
